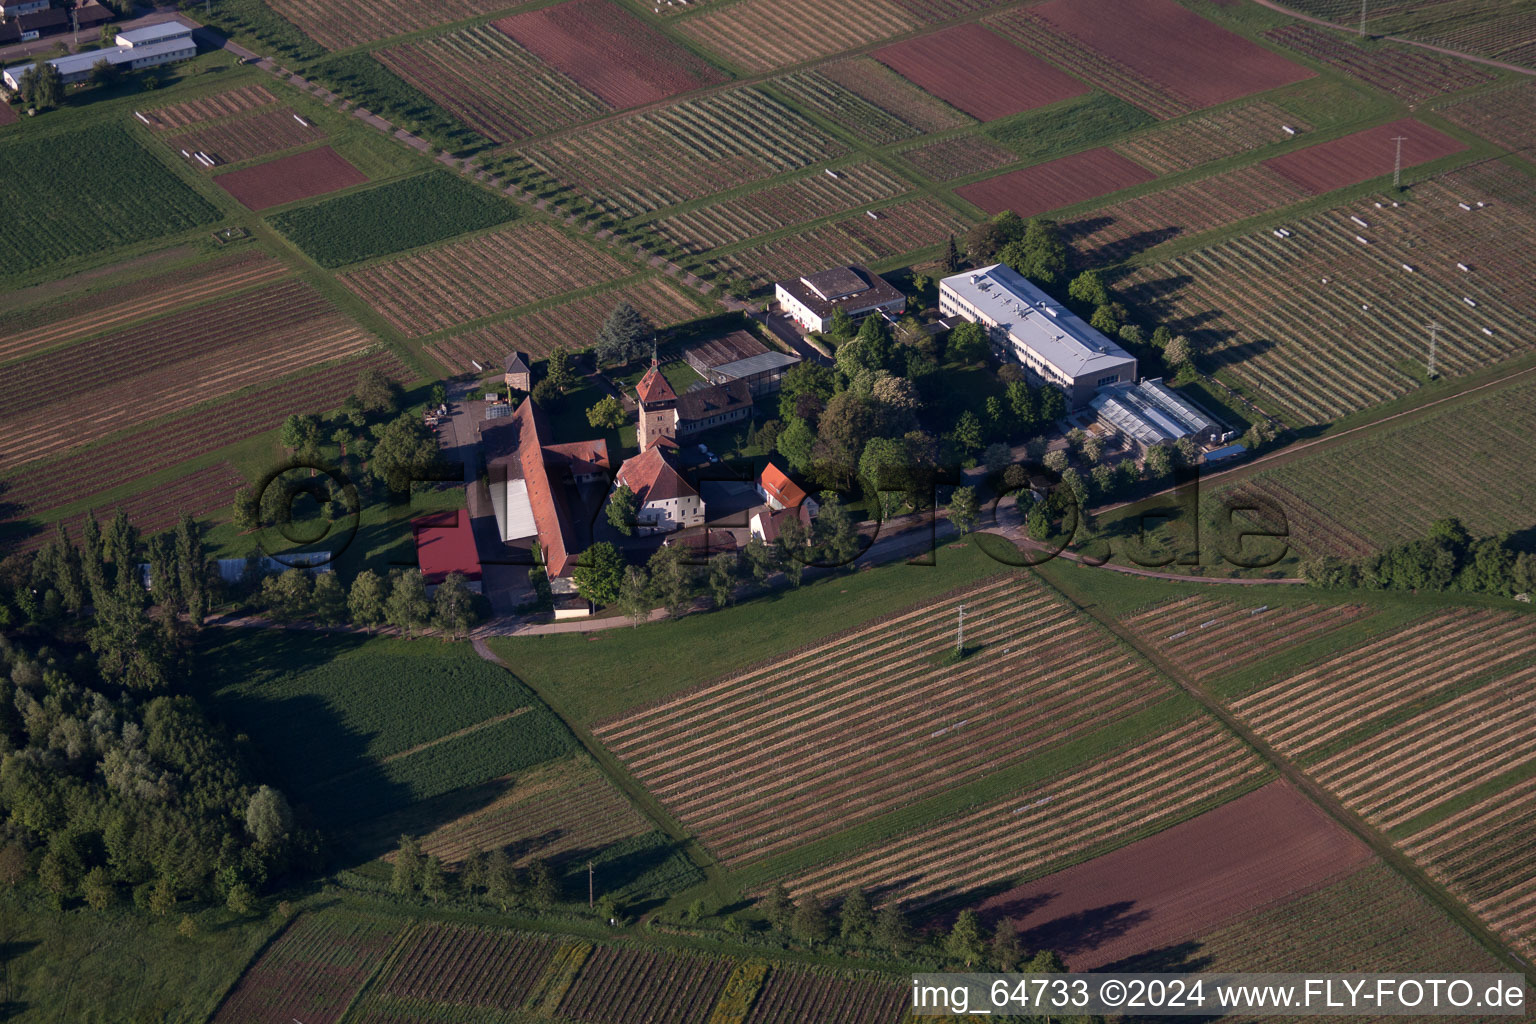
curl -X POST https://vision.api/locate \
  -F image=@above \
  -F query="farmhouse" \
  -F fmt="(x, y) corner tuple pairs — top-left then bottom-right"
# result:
(749, 503), (812, 544)
(503, 351), (532, 392)
(1089, 378), (1227, 451)
(481, 399), (611, 579)
(3, 21), (195, 89)
(0, 7), (64, 44)
(939, 264), (1137, 409)
(684, 329), (800, 397)
(775, 264), (905, 333)
(612, 439), (704, 535)
(0, 0), (48, 17)
(758, 462), (819, 516)
(635, 358), (753, 451)
(411, 510), (483, 592)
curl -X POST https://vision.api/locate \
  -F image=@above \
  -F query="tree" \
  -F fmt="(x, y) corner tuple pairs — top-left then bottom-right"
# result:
(952, 410), (983, 454)
(20, 58), (62, 110)
(527, 858), (559, 910)
(811, 493), (861, 567)
(531, 377), (562, 409)
(89, 57), (122, 88)
(963, 210), (1028, 264)
(594, 302), (654, 364)
(355, 367), (400, 414)
(348, 570), (387, 632)
(946, 321), (989, 364)
(385, 570), (431, 637)
(1089, 304), (1121, 335)
(574, 542), (625, 606)
(949, 486), (980, 535)
(761, 884), (796, 932)
(1028, 949), (1066, 974)
(546, 346), (579, 394)
(775, 417), (817, 476)
(392, 835), (423, 894)
(991, 918), (1023, 971)
(369, 416), (441, 493)
(261, 567), (312, 622)
(983, 442), (1013, 477)
(708, 552), (737, 608)
(647, 544), (697, 618)
(233, 486), (259, 532)
(778, 363), (837, 422)
(946, 910), (987, 968)
(1067, 270), (1111, 310)
(1164, 334), (1192, 366)
(607, 484), (638, 537)
(839, 888), (874, 943)
(0, 844), (25, 888)
(791, 894), (831, 943)
(1145, 444), (1173, 479)
(312, 571), (346, 625)
(421, 855), (448, 901)
(1038, 385), (1067, 423)
(432, 572), (478, 637)
(618, 566), (650, 626)
(777, 517), (808, 587)
(1080, 433), (1104, 465)
(744, 536), (776, 584)
(177, 914), (199, 939)
(245, 786), (294, 848)
(1001, 218), (1068, 286)
(874, 901), (911, 952)
(226, 882), (257, 916)
(82, 866), (114, 911)
(826, 307), (857, 341)
(586, 395), (626, 431)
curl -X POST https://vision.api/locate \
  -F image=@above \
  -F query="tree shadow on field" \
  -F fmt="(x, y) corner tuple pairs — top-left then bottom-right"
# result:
(1061, 215), (1116, 243)
(1101, 939), (1214, 974)
(1017, 899), (1154, 961)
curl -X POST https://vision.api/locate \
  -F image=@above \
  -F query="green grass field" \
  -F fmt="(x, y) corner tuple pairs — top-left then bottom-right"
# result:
(194, 631), (576, 828)
(984, 93), (1155, 163)
(0, 123), (220, 276)
(269, 170), (519, 268)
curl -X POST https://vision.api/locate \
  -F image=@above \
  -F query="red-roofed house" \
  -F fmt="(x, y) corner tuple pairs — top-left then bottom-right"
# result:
(480, 399), (611, 579)
(758, 462), (819, 516)
(412, 510), (482, 591)
(635, 357), (753, 450)
(749, 504), (812, 545)
(612, 443), (704, 534)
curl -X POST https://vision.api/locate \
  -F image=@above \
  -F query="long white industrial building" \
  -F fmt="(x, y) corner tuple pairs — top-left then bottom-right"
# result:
(3, 21), (195, 90)
(939, 263), (1137, 409)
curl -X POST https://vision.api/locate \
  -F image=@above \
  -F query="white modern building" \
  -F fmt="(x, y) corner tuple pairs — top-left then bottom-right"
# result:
(3, 21), (194, 90)
(775, 264), (905, 333)
(939, 264), (1137, 409)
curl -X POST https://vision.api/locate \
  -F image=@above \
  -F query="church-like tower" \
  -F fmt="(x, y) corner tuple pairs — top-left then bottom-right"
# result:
(635, 357), (679, 451)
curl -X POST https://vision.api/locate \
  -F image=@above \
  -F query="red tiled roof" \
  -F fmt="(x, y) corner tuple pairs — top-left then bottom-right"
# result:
(751, 504), (811, 544)
(412, 509), (481, 585)
(616, 444), (697, 505)
(544, 440), (611, 477)
(760, 462), (807, 509)
(635, 362), (677, 405)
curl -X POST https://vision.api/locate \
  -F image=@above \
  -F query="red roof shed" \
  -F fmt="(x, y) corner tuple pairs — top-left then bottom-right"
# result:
(412, 510), (482, 585)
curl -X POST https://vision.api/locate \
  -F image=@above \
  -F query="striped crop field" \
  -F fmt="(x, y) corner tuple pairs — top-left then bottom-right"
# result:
(772, 57), (973, 146)
(1111, 100), (1313, 174)
(1120, 164), (1536, 425)
(1310, 666), (1536, 830)
(0, 248), (287, 365)
(163, 107), (324, 169)
(594, 575), (1174, 866)
(1264, 25), (1494, 102)
(744, 968), (905, 1024)
(1063, 163), (1311, 263)
(1402, 776), (1536, 958)
(341, 222), (632, 337)
(1229, 609), (1536, 760)
(1239, 375), (1536, 550)
(556, 946), (732, 1024)
(211, 911), (401, 1024)
(141, 83), (278, 130)
(425, 276), (702, 372)
(405, 759), (651, 868)
(375, 25), (609, 143)
(1439, 81), (1536, 155)
(367, 923), (561, 1012)
(706, 197), (968, 288)
(1124, 596), (1371, 684)
(648, 162), (915, 255)
(675, 0), (919, 73)
(0, 279), (372, 471)
(899, 134), (1018, 181)
(265, 0), (512, 50)
(779, 718), (1266, 908)
(510, 87), (845, 218)
(985, 9), (1190, 120)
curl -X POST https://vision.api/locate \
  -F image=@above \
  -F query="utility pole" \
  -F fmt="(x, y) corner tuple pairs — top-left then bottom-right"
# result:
(1392, 135), (1407, 188)
(1425, 322), (1440, 379)
(1359, 0), (1367, 37)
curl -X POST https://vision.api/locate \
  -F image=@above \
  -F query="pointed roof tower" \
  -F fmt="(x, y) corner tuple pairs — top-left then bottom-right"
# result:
(635, 355), (677, 406)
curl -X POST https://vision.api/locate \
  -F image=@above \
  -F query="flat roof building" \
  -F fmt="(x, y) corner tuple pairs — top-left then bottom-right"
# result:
(775, 264), (905, 334)
(1089, 378), (1224, 450)
(412, 510), (482, 590)
(3, 25), (194, 89)
(939, 263), (1137, 409)
(116, 21), (191, 46)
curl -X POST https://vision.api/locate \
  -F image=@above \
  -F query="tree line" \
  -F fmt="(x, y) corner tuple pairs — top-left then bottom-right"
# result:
(1303, 516), (1536, 597)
